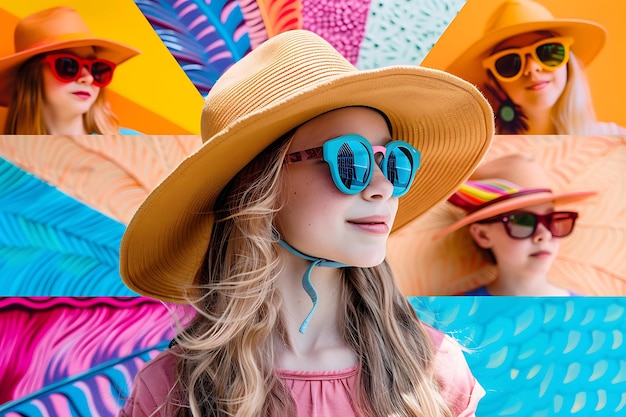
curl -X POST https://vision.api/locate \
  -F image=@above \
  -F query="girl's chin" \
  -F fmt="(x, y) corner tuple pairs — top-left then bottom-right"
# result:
(342, 253), (387, 268)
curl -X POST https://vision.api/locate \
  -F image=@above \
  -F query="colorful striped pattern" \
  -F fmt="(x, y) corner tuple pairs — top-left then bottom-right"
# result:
(448, 179), (522, 212)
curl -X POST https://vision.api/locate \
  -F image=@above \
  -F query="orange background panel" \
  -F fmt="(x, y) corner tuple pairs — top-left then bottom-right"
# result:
(423, 0), (626, 128)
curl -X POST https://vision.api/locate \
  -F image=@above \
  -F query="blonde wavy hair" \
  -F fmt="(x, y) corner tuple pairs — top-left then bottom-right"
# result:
(3, 55), (120, 134)
(160, 129), (455, 417)
(551, 52), (600, 134)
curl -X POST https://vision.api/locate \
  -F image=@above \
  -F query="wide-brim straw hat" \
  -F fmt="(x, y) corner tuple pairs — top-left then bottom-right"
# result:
(387, 154), (597, 295)
(0, 6), (140, 106)
(120, 29), (494, 303)
(446, 0), (607, 90)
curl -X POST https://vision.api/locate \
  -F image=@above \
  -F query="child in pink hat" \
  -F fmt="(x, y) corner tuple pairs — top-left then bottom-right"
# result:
(409, 154), (596, 296)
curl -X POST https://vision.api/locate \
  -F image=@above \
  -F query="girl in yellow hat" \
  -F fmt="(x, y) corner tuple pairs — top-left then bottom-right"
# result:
(118, 30), (494, 416)
(0, 6), (139, 134)
(446, 0), (626, 135)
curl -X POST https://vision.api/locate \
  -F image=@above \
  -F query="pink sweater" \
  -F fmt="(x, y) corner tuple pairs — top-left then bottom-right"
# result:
(119, 326), (484, 416)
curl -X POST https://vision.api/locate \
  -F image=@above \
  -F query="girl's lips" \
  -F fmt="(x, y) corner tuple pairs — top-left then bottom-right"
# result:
(349, 222), (390, 235)
(348, 216), (391, 235)
(73, 91), (91, 99)
(530, 250), (552, 258)
(527, 81), (548, 91)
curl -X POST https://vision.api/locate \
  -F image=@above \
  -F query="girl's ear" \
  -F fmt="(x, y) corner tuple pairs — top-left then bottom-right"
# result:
(468, 223), (493, 249)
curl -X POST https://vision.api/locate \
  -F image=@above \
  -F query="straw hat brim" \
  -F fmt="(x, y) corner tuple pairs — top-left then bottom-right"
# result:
(433, 189), (598, 239)
(120, 66), (493, 303)
(0, 38), (139, 106)
(446, 19), (607, 89)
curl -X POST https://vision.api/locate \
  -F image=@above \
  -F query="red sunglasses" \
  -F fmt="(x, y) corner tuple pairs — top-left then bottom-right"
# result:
(40, 53), (116, 87)
(479, 211), (578, 239)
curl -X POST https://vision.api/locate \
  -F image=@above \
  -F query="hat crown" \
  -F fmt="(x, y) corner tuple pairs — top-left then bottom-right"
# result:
(201, 30), (356, 143)
(14, 6), (93, 53)
(449, 155), (555, 211)
(485, 0), (556, 35)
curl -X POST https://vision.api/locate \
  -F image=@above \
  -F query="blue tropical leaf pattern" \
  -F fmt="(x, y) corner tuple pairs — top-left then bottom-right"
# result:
(0, 158), (134, 296)
(135, 0), (251, 95)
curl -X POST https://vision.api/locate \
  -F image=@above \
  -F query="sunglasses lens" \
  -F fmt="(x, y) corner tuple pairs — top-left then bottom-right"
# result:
(334, 140), (372, 192)
(536, 43), (567, 67)
(91, 61), (114, 86)
(505, 213), (536, 238)
(494, 54), (522, 79)
(323, 137), (419, 195)
(549, 212), (576, 237)
(54, 57), (80, 79)
(385, 145), (417, 197)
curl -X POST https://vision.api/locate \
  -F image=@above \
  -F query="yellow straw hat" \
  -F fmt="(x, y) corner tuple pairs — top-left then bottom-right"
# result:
(446, 0), (607, 90)
(120, 29), (494, 303)
(0, 6), (139, 106)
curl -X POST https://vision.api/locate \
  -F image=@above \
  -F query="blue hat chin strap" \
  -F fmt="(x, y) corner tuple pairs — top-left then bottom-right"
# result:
(278, 239), (347, 333)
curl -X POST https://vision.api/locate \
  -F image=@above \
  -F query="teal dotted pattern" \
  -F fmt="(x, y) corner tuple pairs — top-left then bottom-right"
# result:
(412, 297), (626, 416)
(357, 0), (466, 69)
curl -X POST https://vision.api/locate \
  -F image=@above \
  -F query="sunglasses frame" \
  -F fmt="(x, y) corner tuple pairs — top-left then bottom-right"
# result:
(40, 53), (117, 87)
(285, 134), (420, 197)
(479, 210), (579, 239)
(482, 36), (573, 83)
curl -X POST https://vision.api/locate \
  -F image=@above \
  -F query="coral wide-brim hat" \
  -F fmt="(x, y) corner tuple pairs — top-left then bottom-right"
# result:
(120, 29), (494, 303)
(446, 0), (607, 89)
(433, 180), (596, 240)
(0, 6), (140, 106)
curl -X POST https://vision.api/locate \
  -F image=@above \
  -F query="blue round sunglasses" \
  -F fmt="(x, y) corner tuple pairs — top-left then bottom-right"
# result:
(285, 134), (420, 197)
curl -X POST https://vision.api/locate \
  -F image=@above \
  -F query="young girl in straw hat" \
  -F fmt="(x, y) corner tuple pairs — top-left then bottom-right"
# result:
(434, 154), (596, 296)
(446, 0), (625, 135)
(118, 30), (493, 416)
(0, 6), (139, 134)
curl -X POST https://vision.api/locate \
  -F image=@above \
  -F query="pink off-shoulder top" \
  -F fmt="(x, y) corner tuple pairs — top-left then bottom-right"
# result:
(119, 325), (484, 417)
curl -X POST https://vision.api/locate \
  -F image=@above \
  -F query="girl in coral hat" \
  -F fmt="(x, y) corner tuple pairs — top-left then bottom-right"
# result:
(118, 29), (494, 416)
(448, 156), (596, 295)
(446, 0), (626, 135)
(0, 6), (139, 134)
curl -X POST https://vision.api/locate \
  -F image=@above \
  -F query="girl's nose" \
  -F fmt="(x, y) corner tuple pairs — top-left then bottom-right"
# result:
(77, 65), (94, 84)
(363, 165), (394, 200)
(522, 53), (542, 76)
(531, 222), (552, 243)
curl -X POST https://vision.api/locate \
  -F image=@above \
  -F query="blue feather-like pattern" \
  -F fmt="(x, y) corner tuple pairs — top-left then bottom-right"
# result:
(135, 0), (251, 95)
(0, 158), (134, 296)
(414, 297), (626, 416)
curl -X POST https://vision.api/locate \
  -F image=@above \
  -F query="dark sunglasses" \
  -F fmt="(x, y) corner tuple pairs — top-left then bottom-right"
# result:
(482, 36), (573, 83)
(479, 211), (578, 239)
(41, 53), (116, 87)
(285, 134), (420, 197)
